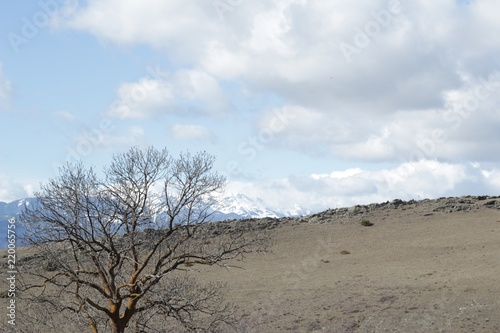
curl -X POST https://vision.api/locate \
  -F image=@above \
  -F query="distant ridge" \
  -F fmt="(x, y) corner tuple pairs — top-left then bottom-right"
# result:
(3, 195), (499, 248)
(0, 194), (309, 248)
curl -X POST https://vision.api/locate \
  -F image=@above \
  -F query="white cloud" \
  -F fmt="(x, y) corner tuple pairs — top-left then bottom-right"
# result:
(226, 160), (500, 212)
(201, 41), (249, 80)
(0, 174), (33, 202)
(57, 1), (500, 163)
(176, 70), (228, 115)
(107, 78), (174, 119)
(170, 124), (216, 143)
(258, 70), (500, 162)
(106, 70), (228, 119)
(54, 0), (221, 61)
(311, 168), (364, 180)
(483, 169), (500, 189)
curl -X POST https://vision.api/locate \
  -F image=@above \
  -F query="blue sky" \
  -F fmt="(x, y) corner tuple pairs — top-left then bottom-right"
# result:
(1, 0), (500, 211)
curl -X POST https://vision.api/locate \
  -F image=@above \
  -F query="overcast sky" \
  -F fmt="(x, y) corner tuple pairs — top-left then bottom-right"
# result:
(1, 0), (500, 211)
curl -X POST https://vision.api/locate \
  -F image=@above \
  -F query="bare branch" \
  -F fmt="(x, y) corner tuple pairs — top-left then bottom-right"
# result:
(19, 146), (268, 333)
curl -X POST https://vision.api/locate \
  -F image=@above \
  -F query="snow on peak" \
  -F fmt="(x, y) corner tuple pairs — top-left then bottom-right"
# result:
(211, 193), (309, 220)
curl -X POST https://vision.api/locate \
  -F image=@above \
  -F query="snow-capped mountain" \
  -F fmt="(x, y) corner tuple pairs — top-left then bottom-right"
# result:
(0, 198), (37, 248)
(210, 193), (283, 220)
(0, 195), (309, 247)
(0, 198), (36, 215)
(210, 193), (310, 220)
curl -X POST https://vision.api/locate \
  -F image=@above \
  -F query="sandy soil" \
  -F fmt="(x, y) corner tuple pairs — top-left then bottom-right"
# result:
(194, 198), (500, 332)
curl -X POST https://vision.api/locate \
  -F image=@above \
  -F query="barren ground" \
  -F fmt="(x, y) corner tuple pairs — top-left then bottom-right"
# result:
(197, 196), (500, 332)
(3, 196), (500, 332)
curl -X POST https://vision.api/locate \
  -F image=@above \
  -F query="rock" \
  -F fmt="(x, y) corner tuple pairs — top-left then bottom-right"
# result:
(484, 200), (500, 209)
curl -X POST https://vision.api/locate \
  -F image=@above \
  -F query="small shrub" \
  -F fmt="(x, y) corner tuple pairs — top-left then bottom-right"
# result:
(360, 219), (374, 227)
(44, 259), (60, 271)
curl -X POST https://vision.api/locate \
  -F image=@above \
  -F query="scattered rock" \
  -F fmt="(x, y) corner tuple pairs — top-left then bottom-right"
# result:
(379, 295), (397, 303)
(483, 200), (500, 210)
(156, 195), (500, 236)
(432, 197), (482, 213)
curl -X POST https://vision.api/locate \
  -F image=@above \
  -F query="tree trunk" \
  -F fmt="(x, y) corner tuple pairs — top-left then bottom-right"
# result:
(111, 320), (125, 333)
(110, 308), (125, 333)
(110, 308), (136, 333)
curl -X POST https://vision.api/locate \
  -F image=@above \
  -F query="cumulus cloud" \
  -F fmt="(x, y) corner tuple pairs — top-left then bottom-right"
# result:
(53, 0), (222, 62)
(107, 78), (174, 119)
(59, 124), (146, 166)
(170, 124), (216, 143)
(57, 0), (500, 162)
(481, 167), (500, 190)
(259, 71), (500, 162)
(227, 160), (500, 212)
(0, 174), (33, 202)
(106, 70), (228, 119)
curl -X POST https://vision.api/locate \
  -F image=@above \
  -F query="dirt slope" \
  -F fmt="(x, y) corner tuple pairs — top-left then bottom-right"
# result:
(196, 196), (500, 332)
(4, 196), (500, 332)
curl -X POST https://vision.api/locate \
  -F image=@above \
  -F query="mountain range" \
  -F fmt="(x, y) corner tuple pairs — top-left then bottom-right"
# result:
(0, 194), (310, 248)
(210, 193), (310, 220)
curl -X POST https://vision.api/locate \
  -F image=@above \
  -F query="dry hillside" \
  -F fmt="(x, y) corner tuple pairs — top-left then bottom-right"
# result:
(3, 195), (500, 332)
(198, 196), (500, 332)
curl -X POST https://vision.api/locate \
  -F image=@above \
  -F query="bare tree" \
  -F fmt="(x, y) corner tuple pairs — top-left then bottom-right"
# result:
(19, 147), (267, 333)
